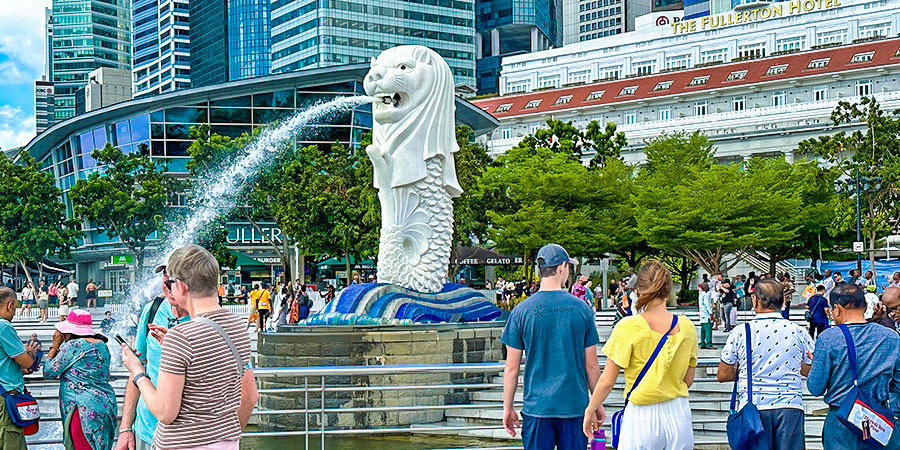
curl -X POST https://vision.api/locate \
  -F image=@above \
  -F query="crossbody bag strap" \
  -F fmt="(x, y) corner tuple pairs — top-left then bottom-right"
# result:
(194, 316), (244, 378)
(730, 322), (754, 411)
(838, 324), (859, 385)
(625, 314), (679, 405)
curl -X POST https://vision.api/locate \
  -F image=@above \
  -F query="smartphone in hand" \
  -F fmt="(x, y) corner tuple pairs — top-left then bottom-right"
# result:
(115, 334), (136, 354)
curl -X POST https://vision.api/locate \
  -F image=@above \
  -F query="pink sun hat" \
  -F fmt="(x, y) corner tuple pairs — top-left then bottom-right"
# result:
(55, 309), (96, 336)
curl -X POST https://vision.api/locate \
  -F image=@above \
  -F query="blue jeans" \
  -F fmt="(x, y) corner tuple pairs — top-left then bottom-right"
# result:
(521, 413), (587, 450)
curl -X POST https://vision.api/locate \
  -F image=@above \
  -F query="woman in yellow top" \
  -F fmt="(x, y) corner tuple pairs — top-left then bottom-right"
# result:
(583, 260), (698, 449)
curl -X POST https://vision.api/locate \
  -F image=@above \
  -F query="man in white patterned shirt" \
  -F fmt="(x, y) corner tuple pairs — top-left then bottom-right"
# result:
(717, 280), (814, 450)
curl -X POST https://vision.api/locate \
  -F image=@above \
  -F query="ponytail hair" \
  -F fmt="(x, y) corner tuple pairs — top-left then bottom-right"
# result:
(634, 259), (673, 311)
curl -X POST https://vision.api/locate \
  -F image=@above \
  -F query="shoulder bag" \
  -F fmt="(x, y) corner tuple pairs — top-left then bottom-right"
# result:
(726, 322), (764, 450)
(0, 384), (40, 435)
(611, 314), (679, 448)
(836, 324), (895, 447)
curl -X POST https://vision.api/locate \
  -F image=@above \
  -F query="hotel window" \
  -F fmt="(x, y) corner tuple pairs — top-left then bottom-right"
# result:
(586, 90), (605, 101)
(695, 101), (708, 116)
(653, 81), (673, 91)
(658, 108), (671, 121)
(601, 66), (622, 79)
(524, 99), (543, 109)
(807, 58), (830, 69)
(632, 61), (655, 76)
(507, 81), (530, 93)
(500, 128), (510, 139)
(815, 29), (846, 46)
(495, 103), (512, 113)
(625, 111), (636, 124)
(737, 42), (766, 59)
(775, 36), (805, 53)
(733, 96), (747, 111)
(530, 124), (539, 135)
(700, 48), (727, 64)
(725, 70), (748, 81)
(772, 91), (786, 107)
(814, 87), (827, 101)
(857, 80), (872, 97)
(765, 64), (788, 76)
(858, 22), (890, 39)
(619, 86), (638, 96)
(538, 76), (560, 89)
(568, 70), (591, 84)
(688, 76), (710, 87)
(554, 95), (573, 105)
(665, 54), (691, 70)
(850, 52), (875, 64)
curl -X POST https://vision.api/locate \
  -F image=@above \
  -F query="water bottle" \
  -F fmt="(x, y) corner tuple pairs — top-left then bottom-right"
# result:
(591, 429), (607, 450)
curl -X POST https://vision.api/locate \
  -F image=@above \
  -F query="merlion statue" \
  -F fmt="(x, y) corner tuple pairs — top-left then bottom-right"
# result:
(364, 45), (461, 293)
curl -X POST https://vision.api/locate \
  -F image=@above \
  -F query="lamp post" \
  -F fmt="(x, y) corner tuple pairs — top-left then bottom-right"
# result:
(836, 171), (883, 275)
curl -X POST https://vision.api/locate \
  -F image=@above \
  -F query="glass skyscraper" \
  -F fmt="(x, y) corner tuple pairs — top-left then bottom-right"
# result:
(51, 0), (131, 120)
(132, 0), (191, 98)
(191, 0), (271, 87)
(270, 0), (477, 89)
(475, 0), (561, 94)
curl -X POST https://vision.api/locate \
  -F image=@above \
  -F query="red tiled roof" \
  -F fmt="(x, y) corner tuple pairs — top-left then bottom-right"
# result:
(473, 38), (900, 118)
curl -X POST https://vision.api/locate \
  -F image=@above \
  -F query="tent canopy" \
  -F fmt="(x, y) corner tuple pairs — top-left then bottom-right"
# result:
(230, 250), (266, 268)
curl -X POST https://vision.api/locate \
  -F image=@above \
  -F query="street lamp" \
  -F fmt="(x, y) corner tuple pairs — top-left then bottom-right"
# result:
(835, 171), (883, 274)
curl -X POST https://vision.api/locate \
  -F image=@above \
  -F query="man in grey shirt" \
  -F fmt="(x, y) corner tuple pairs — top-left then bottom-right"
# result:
(807, 283), (900, 449)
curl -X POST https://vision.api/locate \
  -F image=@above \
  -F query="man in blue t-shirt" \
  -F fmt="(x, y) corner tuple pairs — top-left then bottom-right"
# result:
(501, 244), (601, 450)
(0, 287), (40, 449)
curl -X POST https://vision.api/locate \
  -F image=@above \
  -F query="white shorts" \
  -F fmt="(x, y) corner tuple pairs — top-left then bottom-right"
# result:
(618, 397), (694, 450)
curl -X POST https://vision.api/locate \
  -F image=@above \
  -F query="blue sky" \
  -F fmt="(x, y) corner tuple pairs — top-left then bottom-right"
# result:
(0, 0), (51, 151)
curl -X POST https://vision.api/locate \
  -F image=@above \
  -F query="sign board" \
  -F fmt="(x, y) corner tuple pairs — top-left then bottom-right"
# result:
(853, 241), (865, 253)
(97, 289), (113, 298)
(227, 222), (284, 247)
(670, 0), (841, 35)
(635, 11), (683, 30)
(111, 255), (134, 265)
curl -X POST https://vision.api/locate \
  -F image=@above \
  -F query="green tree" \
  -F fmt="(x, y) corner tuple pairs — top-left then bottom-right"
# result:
(449, 125), (495, 279)
(634, 132), (800, 275)
(0, 153), (81, 288)
(798, 97), (900, 272)
(69, 144), (171, 273)
(510, 118), (627, 166)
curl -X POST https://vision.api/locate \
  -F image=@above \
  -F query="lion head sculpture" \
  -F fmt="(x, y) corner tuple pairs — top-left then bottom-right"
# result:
(364, 45), (462, 197)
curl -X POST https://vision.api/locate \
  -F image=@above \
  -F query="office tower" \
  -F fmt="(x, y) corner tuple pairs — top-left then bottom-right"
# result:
(191, 0), (271, 88)
(132, 0), (191, 98)
(35, 80), (56, 134)
(75, 68), (133, 115)
(51, 0), (131, 120)
(270, 0), (476, 89)
(564, 0), (654, 44)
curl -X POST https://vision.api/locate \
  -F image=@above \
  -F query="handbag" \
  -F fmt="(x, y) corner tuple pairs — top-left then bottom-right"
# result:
(0, 384), (40, 435)
(801, 284), (816, 300)
(611, 314), (679, 448)
(835, 325), (895, 447)
(726, 323), (764, 450)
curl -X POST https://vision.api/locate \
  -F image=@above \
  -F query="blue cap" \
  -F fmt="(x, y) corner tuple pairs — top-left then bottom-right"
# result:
(536, 243), (577, 268)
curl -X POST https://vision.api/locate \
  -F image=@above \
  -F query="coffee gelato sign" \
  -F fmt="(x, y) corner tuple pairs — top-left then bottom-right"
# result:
(671, 0), (841, 35)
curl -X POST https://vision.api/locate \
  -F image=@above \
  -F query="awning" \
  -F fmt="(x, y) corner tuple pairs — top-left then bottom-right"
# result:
(455, 246), (523, 265)
(230, 250), (267, 268)
(316, 256), (376, 269)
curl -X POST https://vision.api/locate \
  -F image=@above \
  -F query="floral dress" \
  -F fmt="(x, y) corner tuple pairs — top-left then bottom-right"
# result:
(43, 339), (117, 450)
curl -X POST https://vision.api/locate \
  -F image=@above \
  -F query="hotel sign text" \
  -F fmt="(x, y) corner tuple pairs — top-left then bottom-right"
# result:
(671, 0), (841, 35)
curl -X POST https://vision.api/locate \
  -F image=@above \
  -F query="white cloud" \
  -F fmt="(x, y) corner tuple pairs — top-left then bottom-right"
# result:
(0, 105), (35, 151)
(0, 0), (51, 85)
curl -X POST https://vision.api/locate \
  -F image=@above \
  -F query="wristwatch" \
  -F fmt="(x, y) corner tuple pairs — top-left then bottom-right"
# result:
(132, 372), (149, 387)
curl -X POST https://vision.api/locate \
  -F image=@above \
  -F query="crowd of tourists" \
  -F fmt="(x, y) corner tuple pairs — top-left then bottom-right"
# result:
(2, 277), (89, 323)
(501, 243), (900, 450)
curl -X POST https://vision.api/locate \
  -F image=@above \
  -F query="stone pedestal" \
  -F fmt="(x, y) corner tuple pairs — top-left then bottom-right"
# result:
(256, 323), (505, 431)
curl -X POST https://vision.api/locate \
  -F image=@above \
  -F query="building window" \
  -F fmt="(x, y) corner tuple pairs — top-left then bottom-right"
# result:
(725, 70), (748, 81)
(776, 36), (805, 53)
(530, 124), (539, 135)
(495, 103), (512, 113)
(688, 76), (710, 87)
(507, 81), (530, 93)
(653, 81), (673, 91)
(658, 108), (671, 121)
(664, 54), (691, 70)
(772, 91), (786, 106)
(619, 86), (638, 96)
(555, 95), (573, 105)
(807, 58), (830, 69)
(600, 66), (622, 79)
(850, 52), (875, 64)
(632, 61), (655, 76)
(765, 64), (789, 76)
(625, 111), (636, 124)
(858, 22), (890, 39)
(816, 29), (846, 46)
(733, 96), (746, 111)
(857, 80), (872, 97)
(568, 70), (591, 84)
(814, 87), (827, 101)
(695, 101), (708, 116)
(737, 42), (766, 59)
(700, 48), (727, 64)
(538, 76), (560, 89)
(501, 128), (511, 139)
(524, 99), (543, 109)
(586, 90), (605, 101)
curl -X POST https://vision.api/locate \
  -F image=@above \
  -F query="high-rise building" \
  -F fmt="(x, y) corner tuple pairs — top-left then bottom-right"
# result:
(35, 80), (56, 134)
(270, 0), (476, 90)
(51, 0), (131, 121)
(75, 68), (133, 115)
(44, 8), (53, 81)
(132, 0), (191, 98)
(191, 0), (271, 88)
(653, 0), (683, 10)
(476, 0), (561, 94)
(564, 0), (655, 44)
